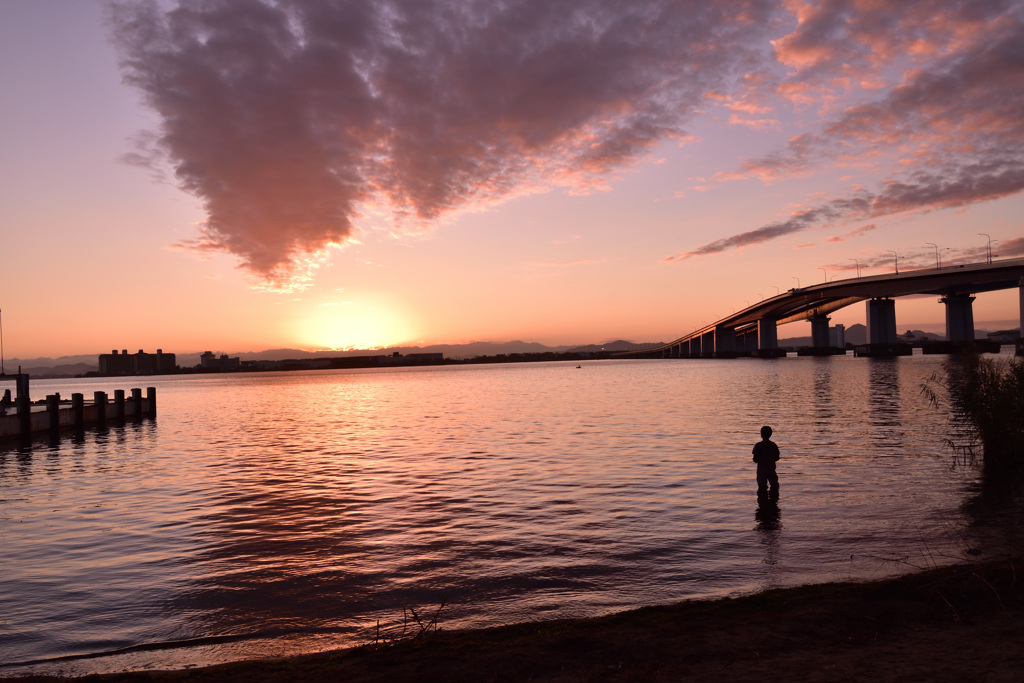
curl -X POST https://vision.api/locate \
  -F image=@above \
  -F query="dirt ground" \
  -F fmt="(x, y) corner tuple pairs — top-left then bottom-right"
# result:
(11, 557), (1024, 683)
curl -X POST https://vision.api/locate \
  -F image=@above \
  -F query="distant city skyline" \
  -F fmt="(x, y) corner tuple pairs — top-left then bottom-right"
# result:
(2, 1), (1022, 358)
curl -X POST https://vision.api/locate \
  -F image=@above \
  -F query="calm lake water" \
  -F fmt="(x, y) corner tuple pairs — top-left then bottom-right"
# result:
(0, 354), (1017, 674)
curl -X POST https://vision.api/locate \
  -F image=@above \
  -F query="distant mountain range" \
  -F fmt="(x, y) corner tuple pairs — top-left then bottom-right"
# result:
(5, 325), (1015, 377)
(1, 361), (98, 379)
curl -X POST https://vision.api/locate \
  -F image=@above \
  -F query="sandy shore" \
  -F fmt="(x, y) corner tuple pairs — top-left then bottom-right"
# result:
(11, 557), (1023, 682)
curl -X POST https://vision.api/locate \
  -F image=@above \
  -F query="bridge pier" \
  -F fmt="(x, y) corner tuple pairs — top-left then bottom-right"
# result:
(941, 293), (976, 342)
(714, 325), (738, 358)
(797, 313), (845, 356)
(742, 329), (758, 353)
(866, 298), (897, 344)
(758, 318), (778, 350)
(701, 330), (715, 358)
(754, 318), (785, 357)
(689, 335), (701, 358)
(810, 314), (831, 348)
(857, 297), (911, 357)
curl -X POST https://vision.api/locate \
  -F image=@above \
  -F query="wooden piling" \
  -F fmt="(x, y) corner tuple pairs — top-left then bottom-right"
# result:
(94, 391), (107, 426)
(115, 389), (125, 421)
(72, 393), (85, 429)
(16, 373), (30, 438)
(131, 388), (142, 418)
(147, 387), (157, 417)
(46, 394), (60, 435)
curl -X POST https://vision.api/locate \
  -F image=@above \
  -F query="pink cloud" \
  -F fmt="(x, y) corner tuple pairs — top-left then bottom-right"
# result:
(681, 5), (1024, 258)
(828, 223), (876, 243)
(663, 199), (856, 262)
(110, 0), (782, 289)
(993, 236), (1024, 258)
(772, 0), (1013, 94)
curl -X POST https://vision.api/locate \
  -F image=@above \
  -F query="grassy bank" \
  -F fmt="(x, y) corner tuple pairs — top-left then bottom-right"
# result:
(13, 557), (1023, 683)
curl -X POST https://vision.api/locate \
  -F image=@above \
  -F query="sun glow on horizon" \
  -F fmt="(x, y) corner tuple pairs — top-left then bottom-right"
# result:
(295, 299), (417, 351)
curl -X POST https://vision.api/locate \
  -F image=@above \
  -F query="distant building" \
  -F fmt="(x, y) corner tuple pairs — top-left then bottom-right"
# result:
(200, 351), (241, 370)
(829, 324), (846, 348)
(898, 330), (919, 343)
(99, 349), (176, 376)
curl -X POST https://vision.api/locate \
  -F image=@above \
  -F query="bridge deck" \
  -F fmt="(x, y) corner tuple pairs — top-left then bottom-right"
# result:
(648, 257), (1024, 353)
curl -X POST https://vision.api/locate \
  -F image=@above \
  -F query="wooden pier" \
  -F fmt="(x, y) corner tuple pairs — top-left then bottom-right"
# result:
(0, 373), (155, 441)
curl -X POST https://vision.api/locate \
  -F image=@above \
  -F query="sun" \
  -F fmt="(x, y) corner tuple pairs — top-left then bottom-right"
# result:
(296, 300), (415, 351)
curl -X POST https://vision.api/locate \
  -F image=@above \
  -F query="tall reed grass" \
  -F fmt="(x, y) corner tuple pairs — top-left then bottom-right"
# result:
(935, 354), (1024, 475)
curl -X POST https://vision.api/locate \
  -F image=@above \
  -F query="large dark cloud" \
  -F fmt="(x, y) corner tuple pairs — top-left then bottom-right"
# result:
(110, 0), (779, 289)
(673, 1), (1024, 261)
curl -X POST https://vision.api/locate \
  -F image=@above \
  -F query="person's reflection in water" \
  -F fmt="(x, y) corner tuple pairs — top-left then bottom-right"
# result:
(755, 491), (782, 584)
(755, 490), (782, 531)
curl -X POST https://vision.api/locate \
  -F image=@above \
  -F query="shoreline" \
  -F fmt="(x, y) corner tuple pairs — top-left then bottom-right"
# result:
(11, 556), (1022, 682)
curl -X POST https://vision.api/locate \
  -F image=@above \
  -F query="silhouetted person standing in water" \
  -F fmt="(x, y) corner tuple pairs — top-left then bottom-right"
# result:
(752, 425), (780, 497)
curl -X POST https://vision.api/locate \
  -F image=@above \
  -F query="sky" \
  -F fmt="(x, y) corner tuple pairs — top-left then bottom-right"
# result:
(2, 0), (1023, 360)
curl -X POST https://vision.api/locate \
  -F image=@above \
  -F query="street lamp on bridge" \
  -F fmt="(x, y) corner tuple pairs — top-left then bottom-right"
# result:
(792, 276), (800, 289)
(819, 267), (827, 283)
(978, 233), (993, 264)
(925, 243), (940, 269)
(848, 258), (861, 278)
(886, 250), (902, 274)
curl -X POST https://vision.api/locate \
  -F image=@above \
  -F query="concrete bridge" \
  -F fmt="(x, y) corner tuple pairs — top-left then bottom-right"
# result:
(631, 257), (1024, 359)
